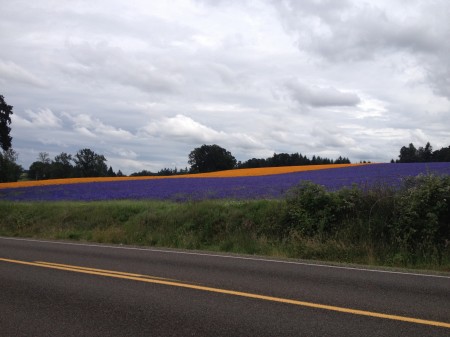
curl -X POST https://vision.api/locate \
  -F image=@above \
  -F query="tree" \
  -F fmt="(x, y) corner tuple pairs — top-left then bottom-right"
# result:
(107, 166), (116, 177)
(417, 142), (433, 162)
(433, 146), (450, 162)
(399, 143), (418, 163)
(28, 162), (46, 180)
(52, 152), (74, 178)
(0, 95), (13, 151)
(334, 156), (350, 164)
(188, 144), (237, 173)
(38, 152), (51, 164)
(424, 142), (433, 162)
(28, 152), (52, 180)
(396, 142), (448, 163)
(73, 148), (108, 177)
(130, 170), (155, 177)
(0, 149), (23, 182)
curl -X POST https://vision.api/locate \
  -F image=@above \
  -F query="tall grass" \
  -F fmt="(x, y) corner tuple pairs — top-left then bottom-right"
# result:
(0, 174), (449, 271)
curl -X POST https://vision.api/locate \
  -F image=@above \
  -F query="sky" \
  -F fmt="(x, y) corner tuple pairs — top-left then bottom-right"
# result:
(1, 0), (449, 174)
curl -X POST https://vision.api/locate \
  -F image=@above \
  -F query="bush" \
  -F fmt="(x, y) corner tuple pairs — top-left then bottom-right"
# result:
(283, 175), (450, 266)
(284, 181), (340, 238)
(393, 174), (450, 263)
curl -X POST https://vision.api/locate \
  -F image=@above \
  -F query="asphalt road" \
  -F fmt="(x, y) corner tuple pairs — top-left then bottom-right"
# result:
(1, 236), (449, 337)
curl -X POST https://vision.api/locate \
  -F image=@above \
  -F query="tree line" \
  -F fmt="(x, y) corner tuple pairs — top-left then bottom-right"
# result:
(131, 144), (351, 176)
(237, 153), (350, 169)
(186, 145), (351, 172)
(394, 142), (450, 163)
(27, 149), (123, 180)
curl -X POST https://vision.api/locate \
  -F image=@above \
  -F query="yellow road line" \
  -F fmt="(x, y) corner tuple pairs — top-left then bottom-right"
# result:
(35, 261), (178, 282)
(1, 257), (449, 329)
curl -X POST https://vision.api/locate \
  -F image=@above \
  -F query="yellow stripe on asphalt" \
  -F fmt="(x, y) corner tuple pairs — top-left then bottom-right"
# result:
(1, 257), (449, 329)
(35, 261), (179, 282)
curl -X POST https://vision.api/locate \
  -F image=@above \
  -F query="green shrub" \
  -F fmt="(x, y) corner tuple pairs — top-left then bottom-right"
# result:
(393, 174), (450, 263)
(282, 175), (450, 267)
(284, 181), (339, 238)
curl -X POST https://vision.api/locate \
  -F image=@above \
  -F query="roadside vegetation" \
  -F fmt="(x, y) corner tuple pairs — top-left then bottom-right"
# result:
(1, 173), (449, 271)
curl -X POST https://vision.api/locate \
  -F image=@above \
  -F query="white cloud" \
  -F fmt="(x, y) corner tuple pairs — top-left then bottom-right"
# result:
(111, 148), (138, 159)
(12, 109), (62, 129)
(11, 114), (33, 128)
(0, 60), (46, 87)
(142, 114), (224, 142)
(63, 113), (134, 140)
(141, 114), (264, 150)
(74, 126), (97, 138)
(25, 109), (62, 128)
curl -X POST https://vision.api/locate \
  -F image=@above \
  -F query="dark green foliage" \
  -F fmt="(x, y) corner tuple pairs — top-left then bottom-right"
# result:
(52, 152), (74, 178)
(433, 146), (450, 162)
(397, 141), (450, 163)
(393, 175), (450, 263)
(130, 167), (189, 176)
(130, 170), (156, 177)
(399, 143), (420, 163)
(28, 161), (49, 180)
(29, 152), (74, 180)
(157, 167), (189, 176)
(107, 166), (116, 177)
(26, 149), (116, 180)
(188, 144), (237, 173)
(28, 153), (52, 180)
(0, 149), (23, 182)
(237, 152), (350, 169)
(74, 148), (108, 177)
(0, 95), (21, 182)
(283, 175), (450, 267)
(0, 95), (13, 152)
(285, 182), (339, 237)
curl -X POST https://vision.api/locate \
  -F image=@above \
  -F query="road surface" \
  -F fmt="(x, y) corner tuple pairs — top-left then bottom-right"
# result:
(1, 236), (449, 336)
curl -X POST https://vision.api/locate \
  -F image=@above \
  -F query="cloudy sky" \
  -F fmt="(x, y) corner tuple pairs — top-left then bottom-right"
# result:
(1, 0), (449, 174)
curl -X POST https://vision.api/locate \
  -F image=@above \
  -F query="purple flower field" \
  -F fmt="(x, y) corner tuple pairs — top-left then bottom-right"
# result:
(1, 162), (450, 202)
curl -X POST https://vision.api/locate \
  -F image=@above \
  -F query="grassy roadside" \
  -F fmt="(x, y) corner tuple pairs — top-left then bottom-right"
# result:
(0, 199), (285, 255)
(1, 177), (449, 272)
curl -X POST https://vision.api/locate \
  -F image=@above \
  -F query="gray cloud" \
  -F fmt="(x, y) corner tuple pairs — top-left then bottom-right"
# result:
(61, 41), (184, 94)
(0, 60), (47, 88)
(273, 0), (450, 101)
(285, 80), (361, 107)
(273, 0), (442, 60)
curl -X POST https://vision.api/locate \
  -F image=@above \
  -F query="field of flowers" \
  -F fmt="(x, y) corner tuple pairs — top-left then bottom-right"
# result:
(1, 162), (450, 202)
(0, 163), (359, 189)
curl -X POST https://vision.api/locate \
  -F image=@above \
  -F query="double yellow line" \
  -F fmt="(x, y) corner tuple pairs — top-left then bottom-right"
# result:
(1, 257), (449, 329)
